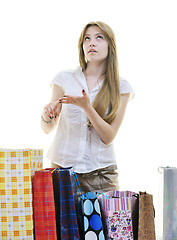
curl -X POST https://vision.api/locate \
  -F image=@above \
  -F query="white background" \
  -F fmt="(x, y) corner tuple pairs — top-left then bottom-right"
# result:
(0, 0), (177, 237)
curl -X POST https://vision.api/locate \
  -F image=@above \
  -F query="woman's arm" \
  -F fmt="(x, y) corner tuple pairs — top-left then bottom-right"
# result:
(59, 90), (130, 144)
(84, 93), (130, 144)
(41, 84), (64, 134)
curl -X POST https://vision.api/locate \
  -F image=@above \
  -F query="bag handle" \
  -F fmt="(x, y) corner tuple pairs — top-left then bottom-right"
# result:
(51, 167), (60, 173)
(73, 172), (109, 200)
(73, 171), (84, 199)
(99, 192), (109, 199)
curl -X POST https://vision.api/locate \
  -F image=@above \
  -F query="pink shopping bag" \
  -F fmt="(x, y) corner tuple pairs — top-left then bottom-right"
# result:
(99, 191), (139, 240)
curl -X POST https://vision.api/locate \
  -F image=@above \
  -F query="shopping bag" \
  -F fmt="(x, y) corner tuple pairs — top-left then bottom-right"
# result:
(158, 167), (177, 240)
(52, 167), (80, 240)
(0, 148), (43, 240)
(158, 167), (177, 239)
(82, 192), (105, 240)
(138, 191), (156, 240)
(99, 191), (138, 240)
(73, 172), (105, 240)
(33, 169), (57, 240)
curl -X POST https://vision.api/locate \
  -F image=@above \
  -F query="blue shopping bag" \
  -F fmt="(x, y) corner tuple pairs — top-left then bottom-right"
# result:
(52, 167), (80, 240)
(73, 173), (105, 240)
(82, 192), (105, 240)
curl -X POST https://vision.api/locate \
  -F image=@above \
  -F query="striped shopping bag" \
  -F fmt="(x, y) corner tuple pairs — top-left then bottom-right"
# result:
(53, 167), (80, 240)
(0, 148), (43, 240)
(33, 169), (57, 240)
(99, 191), (139, 240)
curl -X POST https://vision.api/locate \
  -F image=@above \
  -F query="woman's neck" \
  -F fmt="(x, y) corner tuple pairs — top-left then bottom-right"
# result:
(85, 61), (106, 79)
(84, 61), (106, 92)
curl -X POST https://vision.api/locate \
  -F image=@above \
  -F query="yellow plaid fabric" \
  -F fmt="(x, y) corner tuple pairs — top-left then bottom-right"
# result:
(0, 149), (43, 240)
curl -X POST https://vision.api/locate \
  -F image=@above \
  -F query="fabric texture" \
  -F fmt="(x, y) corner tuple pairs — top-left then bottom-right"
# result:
(138, 192), (156, 240)
(76, 165), (119, 194)
(47, 66), (134, 173)
(0, 148), (43, 240)
(33, 169), (57, 240)
(52, 167), (80, 240)
(50, 162), (119, 194)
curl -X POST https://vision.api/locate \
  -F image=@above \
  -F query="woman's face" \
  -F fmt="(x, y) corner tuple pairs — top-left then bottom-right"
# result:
(83, 25), (108, 64)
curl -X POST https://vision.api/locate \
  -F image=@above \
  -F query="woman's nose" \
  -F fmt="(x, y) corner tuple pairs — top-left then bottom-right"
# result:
(90, 43), (96, 47)
(89, 39), (96, 47)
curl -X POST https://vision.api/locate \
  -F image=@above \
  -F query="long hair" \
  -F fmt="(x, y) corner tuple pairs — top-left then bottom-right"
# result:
(78, 21), (121, 124)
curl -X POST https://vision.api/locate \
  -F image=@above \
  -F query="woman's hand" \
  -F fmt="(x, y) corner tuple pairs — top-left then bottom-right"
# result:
(41, 84), (63, 134)
(58, 89), (91, 110)
(44, 99), (62, 119)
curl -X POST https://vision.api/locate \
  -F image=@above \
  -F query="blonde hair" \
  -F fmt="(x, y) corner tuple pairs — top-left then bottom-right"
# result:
(78, 21), (121, 124)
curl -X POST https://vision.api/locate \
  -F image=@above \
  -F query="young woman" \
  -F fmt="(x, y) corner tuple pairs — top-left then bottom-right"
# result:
(41, 21), (134, 193)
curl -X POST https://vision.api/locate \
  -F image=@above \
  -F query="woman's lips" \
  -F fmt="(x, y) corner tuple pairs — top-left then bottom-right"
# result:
(88, 49), (97, 53)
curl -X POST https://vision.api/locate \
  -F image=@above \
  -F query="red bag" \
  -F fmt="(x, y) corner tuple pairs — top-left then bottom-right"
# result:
(33, 169), (57, 240)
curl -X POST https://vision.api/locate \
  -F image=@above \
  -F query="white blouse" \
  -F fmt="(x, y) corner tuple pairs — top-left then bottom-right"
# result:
(47, 66), (134, 173)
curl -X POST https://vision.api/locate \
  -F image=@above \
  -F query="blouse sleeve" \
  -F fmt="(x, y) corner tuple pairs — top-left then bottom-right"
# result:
(119, 76), (135, 100)
(50, 71), (65, 92)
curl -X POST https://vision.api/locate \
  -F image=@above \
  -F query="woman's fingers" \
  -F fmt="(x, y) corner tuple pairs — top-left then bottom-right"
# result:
(44, 107), (53, 119)
(53, 99), (62, 116)
(44, 90), (88, 119)
(59, 95), (72, 104)
(58, 90), (90, 110)
(44, 100), (61, 118)
(82, 89), (86, 95)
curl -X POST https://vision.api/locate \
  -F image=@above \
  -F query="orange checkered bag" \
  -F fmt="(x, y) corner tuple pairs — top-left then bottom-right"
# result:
(0, 148), (43, 240)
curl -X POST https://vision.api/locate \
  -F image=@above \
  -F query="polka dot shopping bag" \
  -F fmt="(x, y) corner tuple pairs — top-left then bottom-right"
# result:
(82, 192), (105, 240)
(73, 173), (105, 240)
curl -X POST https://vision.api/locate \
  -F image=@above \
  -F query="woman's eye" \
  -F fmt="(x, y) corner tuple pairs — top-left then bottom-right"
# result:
(84, 36), (90, 41)
(97, 35), (103, 39)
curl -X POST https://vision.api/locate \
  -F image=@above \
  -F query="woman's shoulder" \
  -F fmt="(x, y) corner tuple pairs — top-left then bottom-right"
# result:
(54, 68), (76, 79)
(54, 66), (82, 79)
(51, 67), (78, 84)
(119, 76), (135, 99)
(50, 66), (82, 91)
(119, 76), (129, 84)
